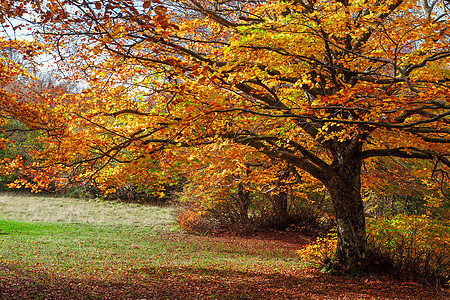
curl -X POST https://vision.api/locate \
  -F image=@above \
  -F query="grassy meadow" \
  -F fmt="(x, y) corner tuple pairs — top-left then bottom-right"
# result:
(0, 194), (444, 299)
(0, 194), (305, 299)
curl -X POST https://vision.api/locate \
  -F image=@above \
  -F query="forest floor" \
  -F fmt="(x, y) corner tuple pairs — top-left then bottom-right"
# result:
(0, 194), (448, 299)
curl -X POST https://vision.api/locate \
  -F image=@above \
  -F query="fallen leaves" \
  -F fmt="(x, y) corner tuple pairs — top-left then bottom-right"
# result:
(1, 231), (447, 299)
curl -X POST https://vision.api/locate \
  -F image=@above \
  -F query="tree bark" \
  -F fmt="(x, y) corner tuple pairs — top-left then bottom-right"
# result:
(272, 191), (288, 220)
(237, 184), (250, 221)
(323, 158), (367, 273)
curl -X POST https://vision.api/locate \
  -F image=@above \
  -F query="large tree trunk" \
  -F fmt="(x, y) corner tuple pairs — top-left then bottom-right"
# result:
(323, 158), (366, 273)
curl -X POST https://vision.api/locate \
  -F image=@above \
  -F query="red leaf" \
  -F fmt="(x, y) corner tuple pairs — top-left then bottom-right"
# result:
(143, 1), (152, 9)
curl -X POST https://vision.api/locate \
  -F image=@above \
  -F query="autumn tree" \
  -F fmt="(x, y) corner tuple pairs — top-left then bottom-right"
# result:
(2, 0), (449, 273)
(177, 141), (324, 231)
(0, 0), (44, 181)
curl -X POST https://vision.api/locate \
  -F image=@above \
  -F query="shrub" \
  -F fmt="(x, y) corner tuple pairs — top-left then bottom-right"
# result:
(296, 231), (337, 267)
(297, 215), (449, 286)
(176, 204), (218, 234)
(366, 215), (449, 285)
(363, 193), (427, 218)
(174, 182), (332, 235)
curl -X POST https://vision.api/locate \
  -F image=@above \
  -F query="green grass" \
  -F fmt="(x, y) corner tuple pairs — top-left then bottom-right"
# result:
(0, 195), (301, 282)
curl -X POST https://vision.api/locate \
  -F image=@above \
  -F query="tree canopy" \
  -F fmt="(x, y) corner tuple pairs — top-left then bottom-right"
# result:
(0, 0), (449, 272)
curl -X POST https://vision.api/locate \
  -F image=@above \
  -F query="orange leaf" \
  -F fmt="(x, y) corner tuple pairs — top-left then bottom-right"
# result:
(143, 0), (151, 9)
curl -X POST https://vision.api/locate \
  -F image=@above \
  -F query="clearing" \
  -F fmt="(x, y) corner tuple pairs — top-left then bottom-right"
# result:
(0, 194), (446, 299)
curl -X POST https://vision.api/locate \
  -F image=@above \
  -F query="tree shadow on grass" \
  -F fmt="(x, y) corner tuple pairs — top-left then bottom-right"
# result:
(0, 263), (447, 299)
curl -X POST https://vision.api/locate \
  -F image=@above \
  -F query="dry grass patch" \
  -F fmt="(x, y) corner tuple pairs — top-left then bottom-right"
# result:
(0, 193), (176, 229)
